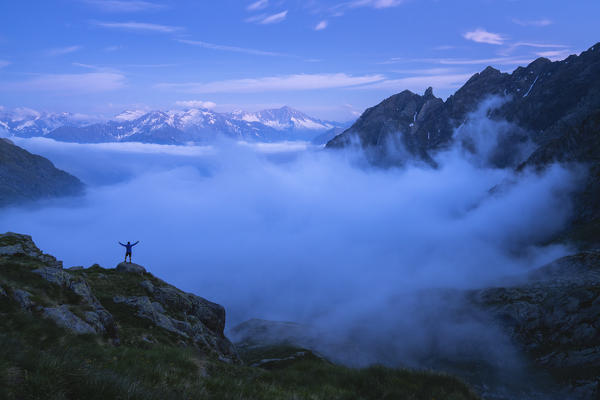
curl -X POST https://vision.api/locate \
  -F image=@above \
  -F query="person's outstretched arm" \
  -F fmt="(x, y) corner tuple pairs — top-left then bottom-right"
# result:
(119, 242), (125, 247)
(133, 241), (140, 246)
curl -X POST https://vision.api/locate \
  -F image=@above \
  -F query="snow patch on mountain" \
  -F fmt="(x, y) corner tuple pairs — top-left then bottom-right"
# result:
(114, 110), (147, 121)
(0, 106), (348, 144)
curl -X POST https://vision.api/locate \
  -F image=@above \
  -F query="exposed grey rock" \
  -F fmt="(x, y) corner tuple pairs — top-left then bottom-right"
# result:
(11, 288), (34, 309)
(33, 266), (71, 286)
(83, 309), (116, 335)
(32, 265), (115, 335)
(154, 285), (226, 335)
(0, 232), (63, 268)
(112, 293), (238, 360)
(473, 251), (600, 398)
(115, 262), (146, 274)
(113, 295), (183, 335)
(139, 280), (155, 293)
(42, 305), (96, 335)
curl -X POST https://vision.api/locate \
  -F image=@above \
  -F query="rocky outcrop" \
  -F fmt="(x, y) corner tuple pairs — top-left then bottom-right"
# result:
(0, 138), (84, 207)
(0, 232), (63, 268)
(42, 305), (97, 335)
(0, 232), (239, 363)
(472, 251), (600, 397)
(115, 262), (147, 274)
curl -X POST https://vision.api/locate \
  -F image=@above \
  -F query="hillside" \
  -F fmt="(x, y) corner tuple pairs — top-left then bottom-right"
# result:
(326, 42), (600, 247)
(326, 42), (600, 165)
(0, 232), (479, 399)
(0, 138), (83, 207)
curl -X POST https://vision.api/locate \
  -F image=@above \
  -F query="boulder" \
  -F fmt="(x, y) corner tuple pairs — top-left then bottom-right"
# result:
(11, 288), (34, 310)
(116, 262), (146, 274)
(42, 305), (96, 335)
(0, 232), (63, 268)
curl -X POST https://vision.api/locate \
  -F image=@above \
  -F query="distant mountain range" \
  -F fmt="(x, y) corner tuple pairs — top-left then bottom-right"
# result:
(0, 106), (347, 145)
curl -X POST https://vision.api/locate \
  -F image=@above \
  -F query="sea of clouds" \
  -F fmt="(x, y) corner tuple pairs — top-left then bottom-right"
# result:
(0, 106), (581, 396)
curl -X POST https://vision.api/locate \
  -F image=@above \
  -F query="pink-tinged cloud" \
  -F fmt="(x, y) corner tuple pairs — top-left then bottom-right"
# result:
(463, 28), (506, 45)
(156, 73), (385, 93)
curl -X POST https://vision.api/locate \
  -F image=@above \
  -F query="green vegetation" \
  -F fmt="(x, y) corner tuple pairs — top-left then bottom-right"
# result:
(0, 248), (480, 400)
(0, 305), (479, 400)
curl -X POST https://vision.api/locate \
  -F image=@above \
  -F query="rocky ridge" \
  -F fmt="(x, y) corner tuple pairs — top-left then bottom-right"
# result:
(0, 232), (239, 363)
(1, 106), (346, 145)
(326, 42), (600, 247)
(326, 42), (600, 167)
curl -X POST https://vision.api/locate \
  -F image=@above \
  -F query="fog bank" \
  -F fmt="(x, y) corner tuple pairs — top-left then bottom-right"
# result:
(0, 122), (579, 394)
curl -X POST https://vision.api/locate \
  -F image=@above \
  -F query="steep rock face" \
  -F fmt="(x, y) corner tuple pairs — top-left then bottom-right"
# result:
(327, 42), (600, 246)
(0, 232), (239, 363)
(327, 42), (600, 168)
(473, 252), (600, 397)
(0, 138), (84, 207)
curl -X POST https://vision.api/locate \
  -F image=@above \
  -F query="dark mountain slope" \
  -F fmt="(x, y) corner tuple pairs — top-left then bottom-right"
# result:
(0, 138), (83, 207)
(327, 42), (600, 246)
(326, 42), (600, 168)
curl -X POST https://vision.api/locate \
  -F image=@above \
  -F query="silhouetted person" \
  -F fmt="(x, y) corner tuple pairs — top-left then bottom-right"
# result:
(119, 241), (139, 263)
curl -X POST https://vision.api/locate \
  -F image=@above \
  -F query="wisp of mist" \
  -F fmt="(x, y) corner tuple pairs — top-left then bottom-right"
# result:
(0, 109), (578, 377)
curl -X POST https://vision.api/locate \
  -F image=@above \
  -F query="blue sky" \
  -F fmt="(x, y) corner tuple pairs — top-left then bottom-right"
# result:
(0, 0), (598, 121)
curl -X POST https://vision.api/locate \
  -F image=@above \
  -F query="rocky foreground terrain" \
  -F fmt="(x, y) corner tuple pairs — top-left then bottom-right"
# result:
(472, 251), (600, 398)
(0, 232), (479, 399)
(231, 252), (600, 400)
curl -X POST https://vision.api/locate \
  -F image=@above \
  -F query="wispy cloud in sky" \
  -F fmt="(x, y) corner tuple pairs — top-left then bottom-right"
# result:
(357, 73), (473, 92)
(326, 0), (404, 15)
(348, 0), (404, 9)
(104, 45), (124, 52)
(1, 72), (126, 93)
(501, 41), (568, 54)
(381, 56), (535, 66)
(177, 39), (289, 57)
(259, 10), (288, 24)
(315, 20), (328, 31)
(535, 50), (572, 60)
(93, 21), (181, 33)
(45, 45), (83, 56)
(174, 100), (217, 109)
(247, 0), (268, 11)
(156, 73), (384, 93)
(512, 18), (552, 27)
(463, 28), (506, 45)
(0, 60), (10, 68)
(85, 0), (165, 12)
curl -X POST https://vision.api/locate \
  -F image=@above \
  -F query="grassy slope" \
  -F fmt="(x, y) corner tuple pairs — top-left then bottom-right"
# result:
(0, 254), (480, 400)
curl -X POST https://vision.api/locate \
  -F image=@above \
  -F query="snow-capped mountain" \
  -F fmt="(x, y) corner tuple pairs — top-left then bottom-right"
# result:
(230, 106), (337, 133)
(0, 106), (347, 144)
(0, 108), (92, 138)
